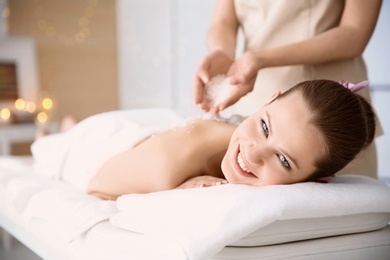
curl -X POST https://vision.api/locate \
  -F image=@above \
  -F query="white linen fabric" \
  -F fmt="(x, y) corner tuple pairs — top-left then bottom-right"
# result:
(31, 108), (182, 190)
(1, 157), (390, 260)
(0, 157), (118, 241)
(111, 176), (390, 260)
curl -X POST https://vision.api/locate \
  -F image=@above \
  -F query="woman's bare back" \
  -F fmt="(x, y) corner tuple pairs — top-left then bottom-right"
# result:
(87, 119), (236, 199)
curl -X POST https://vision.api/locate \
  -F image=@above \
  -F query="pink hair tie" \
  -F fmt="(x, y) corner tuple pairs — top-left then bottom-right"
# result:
(339, 80), (369, 93)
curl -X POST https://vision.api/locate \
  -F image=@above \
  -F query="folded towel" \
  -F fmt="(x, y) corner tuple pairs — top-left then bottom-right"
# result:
(21, 183), (118, 241)
(0, 159), (118, 241)
(110, 176), (390, 260)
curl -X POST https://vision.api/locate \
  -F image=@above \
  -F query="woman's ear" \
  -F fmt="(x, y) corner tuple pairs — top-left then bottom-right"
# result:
(315, 177), (330, 183)
(314, 175), (335, 184)
(265, 91), (281, 105)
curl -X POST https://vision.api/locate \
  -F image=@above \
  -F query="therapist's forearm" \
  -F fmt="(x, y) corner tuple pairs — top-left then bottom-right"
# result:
(253, 27), (365, 69)
(207, 23), (237, 59)
(253, 0), (382, 69)
(207, 0), (238, 59)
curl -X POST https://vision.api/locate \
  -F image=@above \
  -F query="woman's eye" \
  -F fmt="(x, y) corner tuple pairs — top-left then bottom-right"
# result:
(278, 154), (291, 170)
(261, 120), (269, 137)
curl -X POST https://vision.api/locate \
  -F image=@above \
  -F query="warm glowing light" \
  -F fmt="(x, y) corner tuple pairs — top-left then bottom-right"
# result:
(15, 98), (25, 110)
(0, 108), (11, 120)
(42, 98), (53, 110)
(79, 27), (91, 38)
(75, 33), (85, 43)
(25, 102), (37, 113)
(36, 111), (48, 124)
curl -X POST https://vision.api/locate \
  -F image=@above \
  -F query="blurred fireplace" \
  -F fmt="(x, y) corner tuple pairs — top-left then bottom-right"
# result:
(0, 37), (40, 124)
(0, 62), (18, 101)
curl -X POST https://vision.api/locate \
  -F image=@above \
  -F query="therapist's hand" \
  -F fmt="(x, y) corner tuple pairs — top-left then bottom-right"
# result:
(193, 49), (234, 112)
(216, 51), (262, 112)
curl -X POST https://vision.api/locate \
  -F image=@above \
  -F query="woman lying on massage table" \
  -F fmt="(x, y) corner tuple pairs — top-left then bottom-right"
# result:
(31, 79), (376, 200)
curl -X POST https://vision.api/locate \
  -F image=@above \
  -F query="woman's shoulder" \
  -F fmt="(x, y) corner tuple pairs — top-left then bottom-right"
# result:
(190, 113), (246, 126)
(184, 116), (239, 133)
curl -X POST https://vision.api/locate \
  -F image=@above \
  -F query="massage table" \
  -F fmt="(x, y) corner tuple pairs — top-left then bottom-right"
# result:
(1, 156), (389, 259)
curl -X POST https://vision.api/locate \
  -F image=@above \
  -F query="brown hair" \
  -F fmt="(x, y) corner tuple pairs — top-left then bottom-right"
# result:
(280, 79), (376, 180)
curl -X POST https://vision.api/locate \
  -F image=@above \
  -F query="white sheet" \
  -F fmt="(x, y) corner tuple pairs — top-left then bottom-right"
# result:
(111, 176), (390, 260)
(0, 157), (117, 241)
(1, 157), (390, 260)
(0, 157), (187, 259)
(31, 108), (183, 190)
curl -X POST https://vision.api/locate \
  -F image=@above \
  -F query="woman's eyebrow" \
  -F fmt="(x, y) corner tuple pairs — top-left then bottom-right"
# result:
(266, 111), (300, 170)
(266, 111), (272, 135)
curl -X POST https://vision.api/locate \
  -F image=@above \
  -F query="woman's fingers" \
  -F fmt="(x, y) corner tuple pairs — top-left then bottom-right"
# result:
(198, 178), (228, 188)
(176, 176), (228, 189)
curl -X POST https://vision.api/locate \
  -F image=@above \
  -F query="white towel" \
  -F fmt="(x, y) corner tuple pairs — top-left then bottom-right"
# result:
(110, 176), (390, 260)
(31, 108), (183, 190)
(1, 164), (118, 241)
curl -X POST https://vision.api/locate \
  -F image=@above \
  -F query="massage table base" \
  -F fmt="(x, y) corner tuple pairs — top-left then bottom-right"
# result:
(1, 211), (389, 260)
(215, 226), (390, 259)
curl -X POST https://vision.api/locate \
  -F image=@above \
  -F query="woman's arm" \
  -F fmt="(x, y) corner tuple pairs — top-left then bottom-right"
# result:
(86, 147), (177, 199)
(252, 0), (382, 68)
(86, 134), (188, 199)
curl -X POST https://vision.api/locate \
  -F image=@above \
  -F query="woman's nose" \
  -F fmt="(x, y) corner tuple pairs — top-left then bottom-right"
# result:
(247, 143), (271, 166)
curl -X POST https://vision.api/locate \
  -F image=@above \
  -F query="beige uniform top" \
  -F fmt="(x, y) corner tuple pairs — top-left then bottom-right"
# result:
(225, 0), (381, 178)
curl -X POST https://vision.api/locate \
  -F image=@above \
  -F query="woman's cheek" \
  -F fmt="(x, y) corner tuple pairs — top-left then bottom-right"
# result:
(221, 152), (236, 183)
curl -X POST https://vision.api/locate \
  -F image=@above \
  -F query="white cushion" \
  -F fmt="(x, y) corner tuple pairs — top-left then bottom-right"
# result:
(229, 212), (390, 246)
(111, 176), (390, 259)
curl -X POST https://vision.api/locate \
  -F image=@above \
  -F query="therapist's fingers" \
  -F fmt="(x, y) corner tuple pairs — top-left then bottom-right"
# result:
(229, 66), (256, 86)
(194, 74), (214, 112)
(198, 70), (209, 85)
(217, 86), (250, 112)
(217, 93), (242, 112)
(193, 75), (205, 104)
(193, 60), (211, 103)
(216, 73), (256, 111)
(194, 82), (211, 113)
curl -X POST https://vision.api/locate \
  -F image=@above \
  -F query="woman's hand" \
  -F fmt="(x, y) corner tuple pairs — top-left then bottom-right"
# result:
(193, 50), (234, 112)
(176, 175), (228, 189)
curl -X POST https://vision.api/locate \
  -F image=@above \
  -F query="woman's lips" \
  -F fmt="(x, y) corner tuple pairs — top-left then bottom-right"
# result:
(233, 146), (257, 178)
(237, 152), (251, 173)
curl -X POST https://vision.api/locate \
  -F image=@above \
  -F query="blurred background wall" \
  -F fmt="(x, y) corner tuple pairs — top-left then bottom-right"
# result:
(7, 0), (118, 121)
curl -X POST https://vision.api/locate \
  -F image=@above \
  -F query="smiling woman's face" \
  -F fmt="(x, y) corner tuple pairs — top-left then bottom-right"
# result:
(221, 92), (325, 186)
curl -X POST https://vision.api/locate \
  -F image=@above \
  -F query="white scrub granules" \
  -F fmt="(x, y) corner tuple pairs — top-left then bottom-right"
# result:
(201, 112), (246, 126)
(200, 74), (245, 125)
(203, 74), (238, 108)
